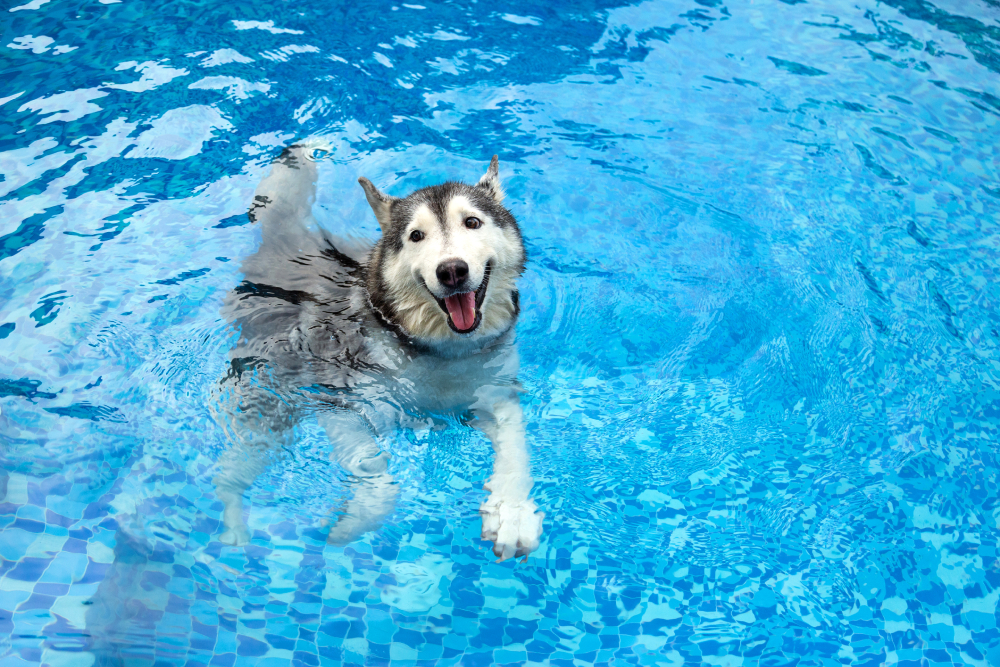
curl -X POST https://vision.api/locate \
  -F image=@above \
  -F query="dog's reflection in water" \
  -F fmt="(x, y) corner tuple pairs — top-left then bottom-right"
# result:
(213, 144), (542, 560)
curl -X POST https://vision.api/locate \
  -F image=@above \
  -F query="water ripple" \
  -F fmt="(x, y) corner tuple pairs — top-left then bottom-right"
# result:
(1, 0), (999, 663)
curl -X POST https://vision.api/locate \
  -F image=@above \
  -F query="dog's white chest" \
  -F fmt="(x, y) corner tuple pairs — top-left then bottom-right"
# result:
(369, 334), (520, 413)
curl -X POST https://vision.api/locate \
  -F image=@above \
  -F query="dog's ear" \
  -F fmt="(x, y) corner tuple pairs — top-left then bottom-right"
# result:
(477, 155), (505, 204)
(358, 177), (396, 231)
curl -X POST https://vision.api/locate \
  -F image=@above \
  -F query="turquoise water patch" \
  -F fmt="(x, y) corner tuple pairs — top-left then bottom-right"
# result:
(1, 0), (999, 664)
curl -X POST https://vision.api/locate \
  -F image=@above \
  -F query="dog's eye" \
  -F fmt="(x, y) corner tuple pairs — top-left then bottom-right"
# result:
(409, 230), (424, 242)
(464, 217), (482, 230)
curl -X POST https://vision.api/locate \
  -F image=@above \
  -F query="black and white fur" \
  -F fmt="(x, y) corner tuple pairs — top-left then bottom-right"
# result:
(212, 144), (542, 561)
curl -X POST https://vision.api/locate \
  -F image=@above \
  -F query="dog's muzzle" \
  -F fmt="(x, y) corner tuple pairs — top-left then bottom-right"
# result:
(431, 262), (491, 334)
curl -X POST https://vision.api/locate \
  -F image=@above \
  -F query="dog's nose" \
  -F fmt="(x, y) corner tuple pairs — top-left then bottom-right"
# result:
(436, 260), (469, 289)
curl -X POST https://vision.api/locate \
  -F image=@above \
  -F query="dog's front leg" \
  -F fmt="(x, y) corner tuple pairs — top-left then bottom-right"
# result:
(473, 392), (543, 561)
(319, 411), (399, 546)
(214, 441), (274, 546)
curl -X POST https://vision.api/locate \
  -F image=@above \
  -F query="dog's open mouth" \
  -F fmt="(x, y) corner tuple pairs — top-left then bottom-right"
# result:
(436, 263), (491, 334)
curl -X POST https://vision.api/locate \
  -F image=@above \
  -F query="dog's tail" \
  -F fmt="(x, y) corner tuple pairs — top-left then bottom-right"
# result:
(246, 140), (331, 254)
(296, 136), (334, 162)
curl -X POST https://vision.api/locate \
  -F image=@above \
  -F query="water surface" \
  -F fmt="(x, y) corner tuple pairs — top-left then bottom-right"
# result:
(2, 0), (1000, 664)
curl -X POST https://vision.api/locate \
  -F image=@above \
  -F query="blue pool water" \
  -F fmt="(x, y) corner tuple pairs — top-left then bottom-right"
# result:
(2, 0), (1000, 664)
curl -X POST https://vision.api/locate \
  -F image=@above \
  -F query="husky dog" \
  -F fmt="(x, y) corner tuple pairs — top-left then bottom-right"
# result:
(212, 144), (542, 561)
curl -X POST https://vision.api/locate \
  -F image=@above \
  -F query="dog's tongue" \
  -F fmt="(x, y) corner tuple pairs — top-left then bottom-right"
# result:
(444, 291), (476, 331)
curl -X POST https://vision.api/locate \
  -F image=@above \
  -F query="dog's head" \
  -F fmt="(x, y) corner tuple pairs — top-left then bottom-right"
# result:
(360, 156), (525, 353)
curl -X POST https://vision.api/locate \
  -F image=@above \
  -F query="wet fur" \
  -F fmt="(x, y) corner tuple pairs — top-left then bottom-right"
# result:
(213, 144), (542, 560)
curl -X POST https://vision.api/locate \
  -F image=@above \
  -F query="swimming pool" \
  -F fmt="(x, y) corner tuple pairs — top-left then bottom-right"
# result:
(2, 0), (999, 663)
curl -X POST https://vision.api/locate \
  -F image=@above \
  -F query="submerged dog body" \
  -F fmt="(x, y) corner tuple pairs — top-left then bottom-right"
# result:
(214, 145), (542, 560)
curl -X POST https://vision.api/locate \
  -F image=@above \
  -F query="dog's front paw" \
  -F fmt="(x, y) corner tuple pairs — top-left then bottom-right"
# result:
(219, 525), (251, 546)
(325, 512), (369, 547)
(480, 496), (543, 562)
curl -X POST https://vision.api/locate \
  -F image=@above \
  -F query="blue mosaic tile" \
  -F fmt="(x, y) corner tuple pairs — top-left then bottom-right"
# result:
(3, 0), (1000, 664)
